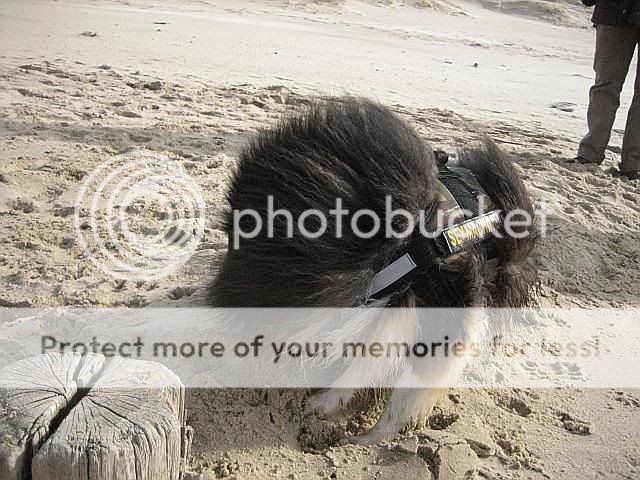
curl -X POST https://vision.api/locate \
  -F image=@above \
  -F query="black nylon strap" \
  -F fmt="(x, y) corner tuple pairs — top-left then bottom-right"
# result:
(367, 164), (499, 302)
(407, 233), (448, 268)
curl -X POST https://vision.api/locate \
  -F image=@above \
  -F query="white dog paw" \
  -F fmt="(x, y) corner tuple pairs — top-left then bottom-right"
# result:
(305, 389), (354, 419)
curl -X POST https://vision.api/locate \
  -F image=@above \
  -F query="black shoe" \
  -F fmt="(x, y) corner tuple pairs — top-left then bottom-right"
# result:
(621, 170), (640, 180)
(576, 155), (599, 165)
(564, 155), (598, 165)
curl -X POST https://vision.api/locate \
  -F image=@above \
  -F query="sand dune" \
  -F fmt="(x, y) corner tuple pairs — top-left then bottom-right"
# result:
(475, 0), (590, 27)
(254, 0), (591, 26)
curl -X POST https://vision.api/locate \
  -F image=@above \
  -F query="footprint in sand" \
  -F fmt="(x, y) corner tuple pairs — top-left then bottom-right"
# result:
(496, 396), (532, 417)
(611, 391), (640, 408)
(127, 133), (152, 143)
(168, 286), (196, 300)
(550, 101), (576, 113)
(117, 110), (142, 118)
(558, 412), (591, 435)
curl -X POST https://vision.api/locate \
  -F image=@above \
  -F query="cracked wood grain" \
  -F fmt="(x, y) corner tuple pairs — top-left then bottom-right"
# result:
(0, 353), (190, 480)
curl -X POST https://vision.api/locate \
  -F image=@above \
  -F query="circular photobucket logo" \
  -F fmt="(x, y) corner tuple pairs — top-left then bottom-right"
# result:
(75, 150), (206, 281)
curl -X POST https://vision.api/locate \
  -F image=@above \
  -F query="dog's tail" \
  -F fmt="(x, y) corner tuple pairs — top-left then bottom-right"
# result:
(457, 138), (538, 307)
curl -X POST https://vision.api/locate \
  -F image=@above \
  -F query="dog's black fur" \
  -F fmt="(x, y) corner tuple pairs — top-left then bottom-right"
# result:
(208, 97), (537, 310)
(457, 142), (538, 307)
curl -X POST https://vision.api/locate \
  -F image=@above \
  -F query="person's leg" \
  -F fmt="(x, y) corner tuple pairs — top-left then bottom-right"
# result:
(620, 28), (640, 174)
(578, 25), (638, 164)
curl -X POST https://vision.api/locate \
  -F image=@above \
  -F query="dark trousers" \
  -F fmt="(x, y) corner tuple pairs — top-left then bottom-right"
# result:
(578, 25), (640, 173)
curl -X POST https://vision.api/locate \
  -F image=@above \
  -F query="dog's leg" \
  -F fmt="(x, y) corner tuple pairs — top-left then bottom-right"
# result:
(305, 307), (402, 418)
(305, 388), (357, 418)
(351, 310), (481, 444)
(305, 353), (376, 417)
(352, 388), (444, 444)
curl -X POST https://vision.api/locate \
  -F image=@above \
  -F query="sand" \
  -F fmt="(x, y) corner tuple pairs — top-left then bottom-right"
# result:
(0, 0), (639, 479)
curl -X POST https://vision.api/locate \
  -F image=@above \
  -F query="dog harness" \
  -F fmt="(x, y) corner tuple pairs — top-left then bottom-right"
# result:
(367, 151), (503, 301)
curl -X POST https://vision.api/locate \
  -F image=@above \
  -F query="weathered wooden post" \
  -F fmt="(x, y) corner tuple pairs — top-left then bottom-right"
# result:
(0, 353), (192, 480)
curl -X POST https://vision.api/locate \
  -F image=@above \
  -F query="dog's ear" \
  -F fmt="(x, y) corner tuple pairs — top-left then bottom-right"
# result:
(457, 138), (539, 307)
(490, 256), (539, 307)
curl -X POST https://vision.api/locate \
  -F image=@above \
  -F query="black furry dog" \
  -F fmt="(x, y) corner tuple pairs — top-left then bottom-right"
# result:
(209, 97), (537, 442)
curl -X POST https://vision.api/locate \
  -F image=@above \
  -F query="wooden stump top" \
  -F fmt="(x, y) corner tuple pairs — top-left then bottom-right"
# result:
(0, 353), (191, 480)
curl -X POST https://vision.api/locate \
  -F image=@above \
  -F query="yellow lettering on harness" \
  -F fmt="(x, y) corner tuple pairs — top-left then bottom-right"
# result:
(443, 210), (501, 253)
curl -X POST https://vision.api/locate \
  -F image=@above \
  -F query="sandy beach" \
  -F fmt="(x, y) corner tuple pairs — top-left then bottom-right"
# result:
(0, 0), (639, 479)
